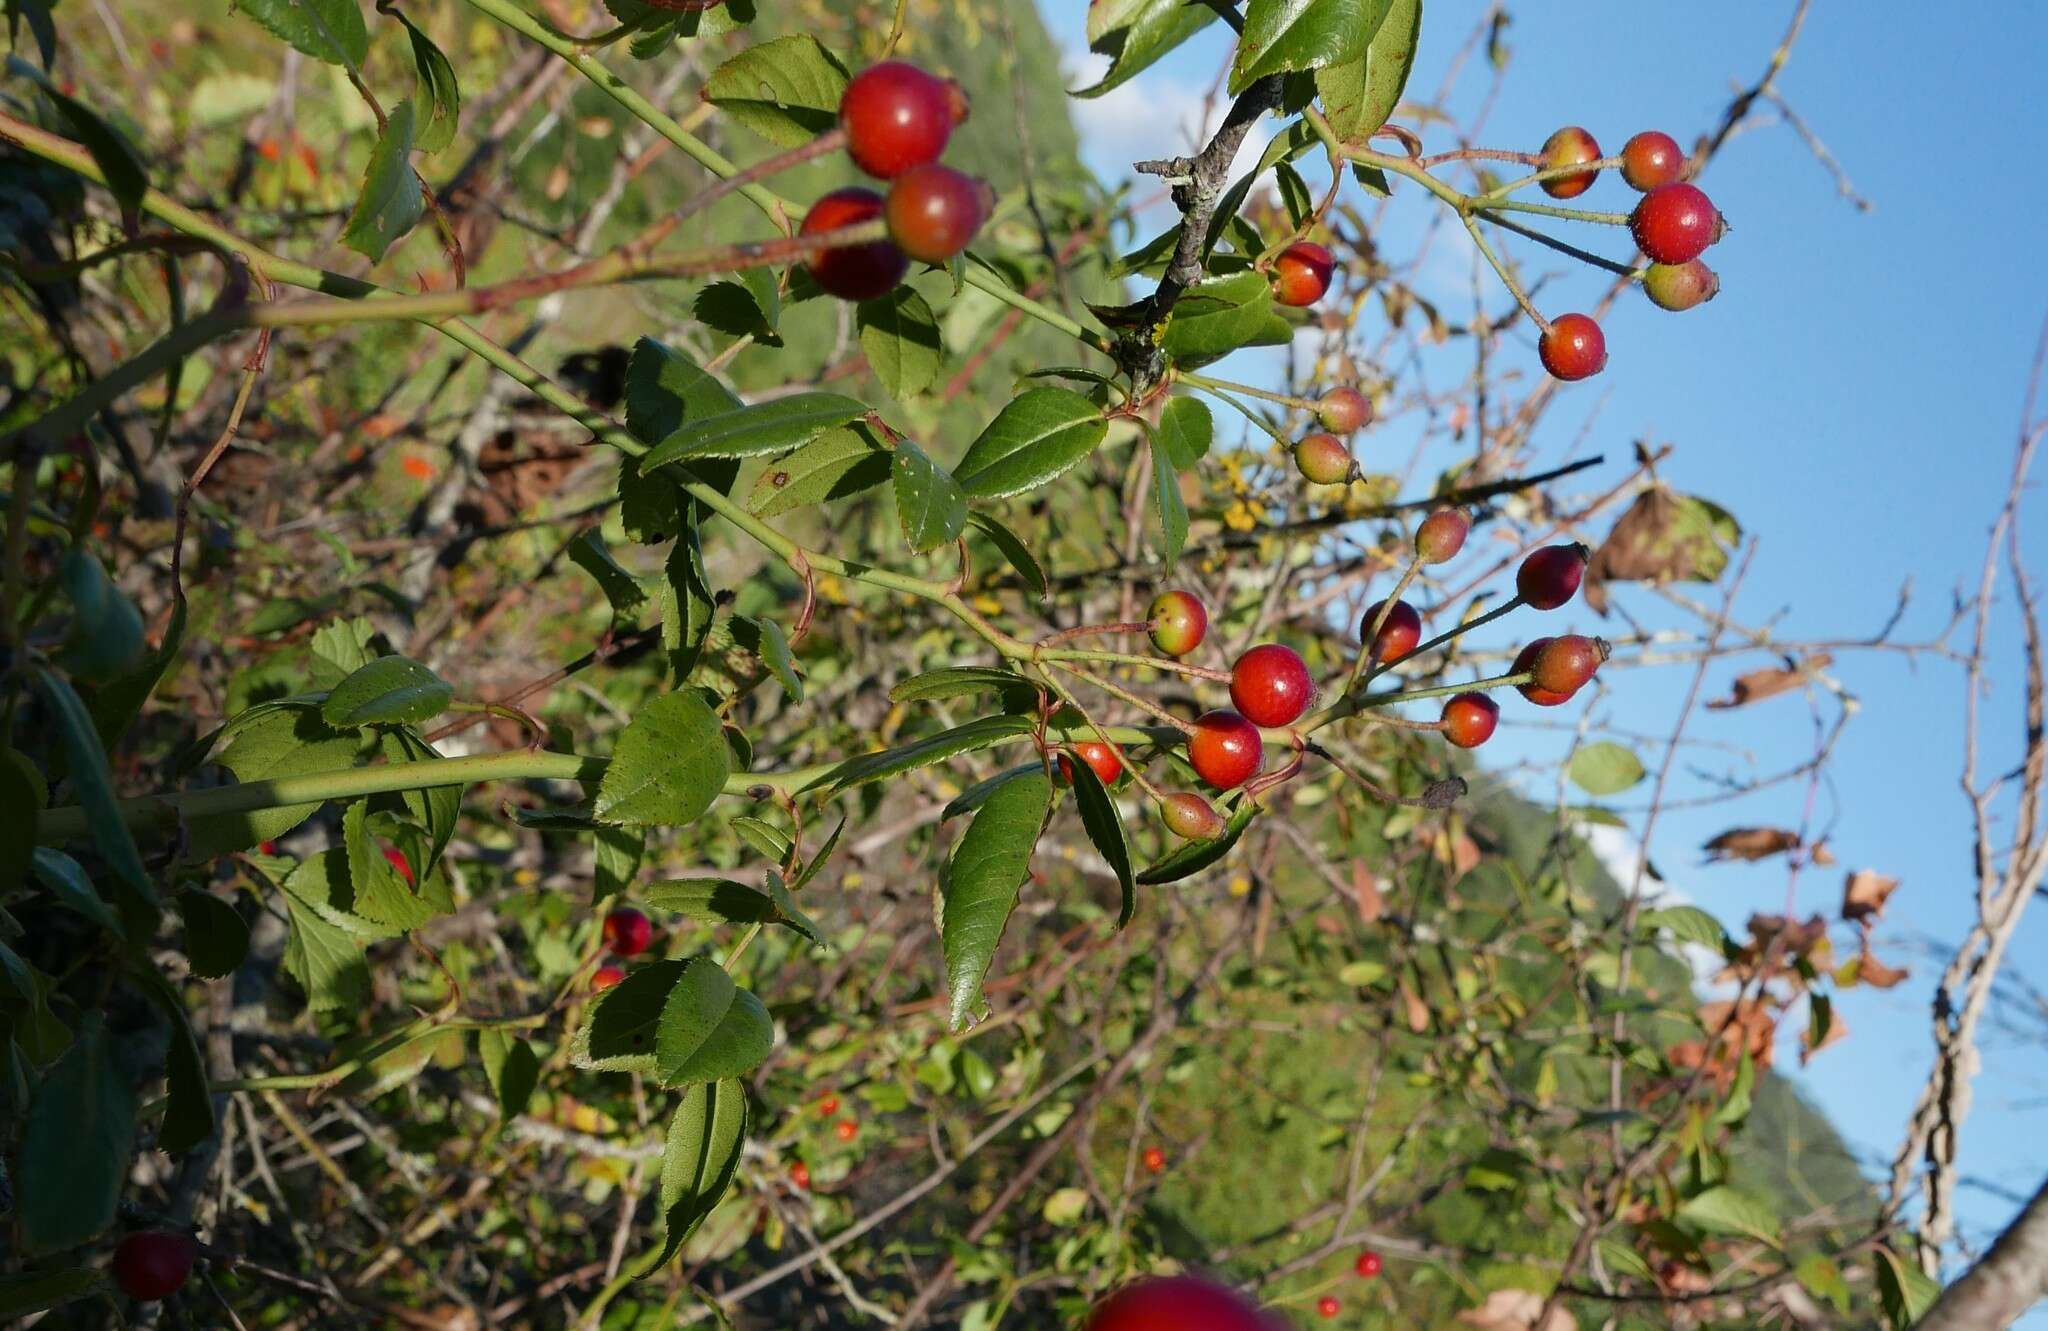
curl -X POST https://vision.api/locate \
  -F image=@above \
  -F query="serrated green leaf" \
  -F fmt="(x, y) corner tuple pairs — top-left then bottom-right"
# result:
(594, 825), (643, 908)
(892, 438), (966, 553)
(702, 34), (848, 146)
(644, 1080), (747, 1270)
(1159, 271), (1293, 365)
(1156, 395), (1213, 468)
(858, 287), (943, 399)
(644, 877), (822, 944)
(233, 0), (367, 68)
(320, 655), (452, 729)
(278, 856), (371, 1010)
(642, 392), (867, 466)
(573, 959), (685, 1074)
(341, 101), (422, 263)
(1314, 0), (1416, 139)
(659, 518), (717, 683)
(177, 889), (249, 980)
(968, 511), (1048, 596)
(479, 1030), (539, 1118)
(379, 726), (461, 877)
(1233, 0), (1384, 93)
(595, 692), (729, 826)
(1569, 742), (1646, 796)
(1640, 905), (1728, 952)
(731, 816), (792, 863)
(1077, 0), (1218, 98)
(8, 56), (148, 217)
(814, 715), (1034, 793)
(626, 338), (743, 448)
(732, 615), (801, 701)
(1149, 433), (1188, 568)
(655, 958), (773, 1086)
(942, 769), (1049, 1029)
(694, 275), (783, 346)
(1795, 1252), (1850, 1316)
(747, 426), (889, 517)
(1066, 757), (1135, 928)
(341, 800), (436, 932)
(953, 388), (1107, 500)
(567, 530), (649, 624)
(16, 1017), (131, 1254)
(396, 12), (460, 153)
(1138, 800), (1258, 884)
(889, 666), (1034, 706)
(1874, 1246), (1940, 1327)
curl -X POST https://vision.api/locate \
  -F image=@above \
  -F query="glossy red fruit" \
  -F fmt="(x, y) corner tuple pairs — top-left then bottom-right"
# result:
(1620, 130), (1686, 191)
(1161, 792), (1226, 840)
(885, 163), (989, 263)
(1642, 259), (1719, 312)
(1317, 386), (1372, 434)
(839, 61), (957, 179)
(383, 845), (413, 884)
(1318, 1295), (1342, 1319)
(1058, 741), (1125, 788)
(591, 964), (626, 992)
(1512, 639), (1573, 706)
(1630, 183), (1719, 265)
(1148, 590), (1208, 658)
(1516, 543), (1587, 610)
(1272, 241), (1335, 307)
(1230, 644), (1314, 728)
(1538, 126), (1601, 199)
(112, 1232), (197, 1302)
(1531, 633), (1606, 696)
(1294, 432), (1352, 486)
(1415, 508), (1469, 564)
(1354, 1250), (1383, 1279)
(1440, 692), (1500, 748)
(1142, 1146), (1167, 1173)
(1084, 1275), (1271, 1331)
(790, 1161), (811, 1189)
(801, 187), (908, 302)
(1538, 313), (1606, 382)
(1360, 599), (1422, 663)
(603, 907), (652, 958)
(1188, 710), (1262, 790)
(834, 1118), (859, 1142)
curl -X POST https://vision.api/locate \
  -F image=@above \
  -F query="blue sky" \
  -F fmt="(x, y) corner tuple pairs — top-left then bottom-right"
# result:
(1037, 0), (2048, 1308)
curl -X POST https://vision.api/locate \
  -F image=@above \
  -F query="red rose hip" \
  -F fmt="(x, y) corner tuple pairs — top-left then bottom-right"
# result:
(884, 163), (989, 264)
(1230, 643), (1314, 728)
(603, 906), (652, 958)
(1512, 639), (1573, 706)
(1084, 1275), (1271, 1331)
(1058, 741), (1125, 788)
(112, 1231), (197, 1302)
(1516, 543), (1587, 610)
(834, 1117), (858, 1142)
(1318, 1295), (1342, 1319)
(1294, 432), (1353, 486)
(1355, 1249), (1384, 1278)
(1539, 313), (1606, 382)
(1272, 240), (1335, 307)
(1415, 508), (1470, 563)
(1530, 633), (1606, 696)
(1440, 692), (1500, 748)
(1148, 590), (1208, 658)
(801, 187), (907, 302)
(1188, 710), (1262, 790)
(1620, 130), (1686, 191)
(1631, 182), (1719, 265)
(1318, 386), (1372, 433)
(839, 61), (959, 179)
(1160, 791), (1226, 840)
(1142, 1145), (1167, 1173)
(1538, 126), (1601, 199)
(591, 964), (626, 992)
(1360, 598), (1422, 663)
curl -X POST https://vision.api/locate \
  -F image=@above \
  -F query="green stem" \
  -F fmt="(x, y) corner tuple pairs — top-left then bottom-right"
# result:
(1177, 370), (1316, 413)
(1475, 197), (1631, 227)
(1459, 210), (1544, 329)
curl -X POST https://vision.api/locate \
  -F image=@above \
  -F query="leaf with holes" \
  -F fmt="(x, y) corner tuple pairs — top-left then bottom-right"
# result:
(892, 438), (967, 553)
(748, 426), (889, 517)
(703, 35), (849, 146)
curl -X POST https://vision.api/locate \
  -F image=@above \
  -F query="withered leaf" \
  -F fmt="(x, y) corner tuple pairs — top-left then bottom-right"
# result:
(1851, 942), (1910, 989)
(1702, 827), (1800, 863)
(1351, 861), (1384, 924)
(1706, 653), (1834, 709)
(1841, 869), (1901, 925)
(1584, 485), (1740, 613)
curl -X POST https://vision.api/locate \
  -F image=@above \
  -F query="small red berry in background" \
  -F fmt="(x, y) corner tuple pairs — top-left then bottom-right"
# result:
(1538, 313), (1606, 382)
(1642, 259), (1719, 312)
(790, 1160), (811, 1189)
(1058, 740), (1125, 788)
(1538, 125), (1601, 198)
(1161, 791), (1226, 841)
(1414, 508), (1470, 564)
(112, 1231), (197, 1302)
(839, 61), (959, 179)
(1188, 710), (1263, 790)
(1631, 182), (1720, 265)
(591, 964), (626, 992)
(1142, 1145), (1167, 1173)
(1531, 633), (1608, 696)
(1293, 432), (1353, 486)
(1230, 644), (1314, 728)
(603, 906), (652, 958)
(1516, 543), (1587, 610)
(800, 187), (907, 302)
(884, 163), (990, 264)
(1147, 590), (1208, 658)
(1317, 386), (1372, 433)
(1084, 1275), (1271, 1331)
(1360, 599), (1422, 663)
(1272, 240), (1335, 307)
(258, 840), (278, 854)
(1317, 1294), (1342, 1319)
(1440, 692), (1500, 749)
(1354, 1250), (1383, 1278)
(383, 845), (413, 884)
(1512, 639), (1574, 706)
(1620, 130), (1686, 191)
(833, 1117), (859, 1142)
(817, 1093), (841, 1117)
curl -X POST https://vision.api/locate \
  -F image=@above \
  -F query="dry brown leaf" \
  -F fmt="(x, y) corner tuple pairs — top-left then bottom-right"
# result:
(1842, 869), (1901, 925)
(1400, 979), (1430, 1034)
(1705, 653), (1834, 709)
(1351, 861), (1384, 923)
(1584, 485), (1738, 614)
(1702, 827), (1800, 862)
(1457, 1289), (1578, 1331)
(1809, 840), (1837, 866)
(1854, 943), (1911, 989)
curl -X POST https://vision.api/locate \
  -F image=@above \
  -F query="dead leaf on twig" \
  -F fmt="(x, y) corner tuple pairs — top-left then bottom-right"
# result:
(1705, 653), (1834, 709)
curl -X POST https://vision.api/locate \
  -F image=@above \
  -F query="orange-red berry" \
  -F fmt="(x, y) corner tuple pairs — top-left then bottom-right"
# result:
(839, 62), (958, 179)
(790, 1160), (811, 1189)
(1539, 313), (1606, 382)
(1440, 692), (1500, 748)
(1620, 130), (1686, 191)
(1631, 182), (1719, 265)
(817, 1093), (841, 1117)
(1142, 1146), (1167, 1173)
(1643, 259), (1719, 312)
(1530, 633), (1606, 696)
(1058, 741), (1125, 788)
(1188, 710), (1262, 790)
(1318, 386), (1372, 433)
(1512, 639), (1573, 706)
(801, 187), (907, 302)
(1230, 643), (1314, 728)
(1294, 432), (1353, 486)
(591, 964), (626, 992)
(1317, 1295), (1342, 1319)
(1539, 126), (1601, 199)
(383, 845), (413, 884)
(1272, 241), (1335, 307)
(884, 163), (990, 264)
(833, 1118), (859, 1142)
(1355, 1250), (1383, 1279)
(1360, 599), (1422, 663)
(1516, 544), (1587, 610)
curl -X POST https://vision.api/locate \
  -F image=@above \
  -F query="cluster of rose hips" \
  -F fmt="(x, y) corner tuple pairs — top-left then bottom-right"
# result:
(1533, 127), (1726, 382)
(589, 905), (653, 991)
(787, 1091), (860, 1191)
(800, 63), (991, 301)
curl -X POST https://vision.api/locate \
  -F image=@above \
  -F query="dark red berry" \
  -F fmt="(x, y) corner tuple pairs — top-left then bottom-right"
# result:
(1058, 741), (1125, 788)
(1318, 1295), (1342, 1319)
(1318, 386), (1372, 433)
(1539, 313), (1606, 382)
(603, 907), (652, 958)
(1360, 599), (1422, 663)
(1272, 241), (1335, 307)
(591, 964), (626, 992)
(1160, 792), (1225, 840)
(1620, 130), (1686, 191)
(1148, 590), (1208, 658)
(1538, 126), (1601, 199)
(1516, 544), (1587, 610)
(839, 61), (957, 179)
(1440, 692), (1500, 748)
(1294, 432), (1352, 486)
(1531, 633), (1607, 696)
(884, 163), (989, 264)
(1512, 639), (1573, 706)
(1642, 259), (1719, 312)
(1188, 710), (1262, 790)
(112, 1232), (197, 1302)
(801, 187), (907, 302)
(1355, 1250), (1384, 1279)
(1085, 1276), (1271, 1331)
(1230, 643), (1314, 728)
(1142, 1146), (1167, 1173)
(1631, 183), (1719, 265)
(1415, 508), (1469, 563)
